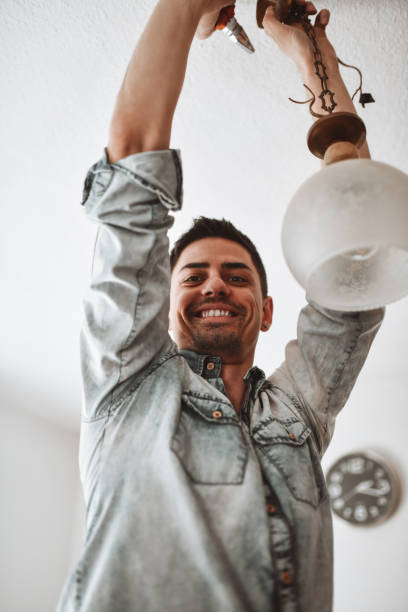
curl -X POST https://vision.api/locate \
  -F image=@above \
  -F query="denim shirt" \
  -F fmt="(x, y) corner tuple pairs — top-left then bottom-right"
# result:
(56, 149), (384, 612)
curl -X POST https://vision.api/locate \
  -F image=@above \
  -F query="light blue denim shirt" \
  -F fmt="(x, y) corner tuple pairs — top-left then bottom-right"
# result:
(57, 149), (384, 612)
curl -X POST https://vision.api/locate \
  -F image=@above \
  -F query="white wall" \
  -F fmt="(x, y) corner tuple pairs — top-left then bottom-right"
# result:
(0, 396), (82, 612)
(322, 374), (408, 612)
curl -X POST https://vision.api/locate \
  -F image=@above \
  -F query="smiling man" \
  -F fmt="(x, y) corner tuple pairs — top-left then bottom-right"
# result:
(169, 226), (273, 412)
(57, 2), (383, 612)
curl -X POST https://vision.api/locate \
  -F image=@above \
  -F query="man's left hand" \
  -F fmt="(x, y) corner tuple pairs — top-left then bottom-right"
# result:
(195, 1), (237, 40)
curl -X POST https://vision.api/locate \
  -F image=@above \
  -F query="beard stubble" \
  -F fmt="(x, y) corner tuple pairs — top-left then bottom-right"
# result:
(190, 324), (243, 359)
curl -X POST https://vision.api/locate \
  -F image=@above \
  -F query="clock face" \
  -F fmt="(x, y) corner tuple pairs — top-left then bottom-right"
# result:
(326, 452), (399, 526)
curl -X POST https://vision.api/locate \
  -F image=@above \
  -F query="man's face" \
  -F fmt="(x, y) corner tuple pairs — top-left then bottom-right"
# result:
(169, 238), (273, 364)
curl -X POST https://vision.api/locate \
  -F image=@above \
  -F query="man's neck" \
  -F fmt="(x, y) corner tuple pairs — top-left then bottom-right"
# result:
(221, 360), (253, 414)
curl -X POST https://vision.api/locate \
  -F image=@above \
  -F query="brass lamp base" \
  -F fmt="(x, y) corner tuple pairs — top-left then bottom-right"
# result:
(256, 0), (293, 27)
(307, 112), (367, 164)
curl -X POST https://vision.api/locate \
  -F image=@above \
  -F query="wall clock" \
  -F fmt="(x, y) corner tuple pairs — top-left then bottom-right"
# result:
(326, 452), (401, 526)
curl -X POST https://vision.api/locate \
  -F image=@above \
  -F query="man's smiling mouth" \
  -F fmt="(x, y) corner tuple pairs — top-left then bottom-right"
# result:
(188, 301), (244, 322)
(196, 309), (236, 319)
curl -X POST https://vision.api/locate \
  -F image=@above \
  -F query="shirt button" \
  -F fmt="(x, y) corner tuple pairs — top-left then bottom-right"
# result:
(266, 504), (276, 515)
(281, 572), (292, 584)
(289, 433), (297, 441)
(212, 410), (223, 419)
(206, 362), (215, 371)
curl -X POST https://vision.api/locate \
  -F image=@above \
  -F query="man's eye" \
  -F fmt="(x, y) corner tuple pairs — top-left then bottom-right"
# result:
(184, 275), (202, 283)
(229, 275), (247, 283)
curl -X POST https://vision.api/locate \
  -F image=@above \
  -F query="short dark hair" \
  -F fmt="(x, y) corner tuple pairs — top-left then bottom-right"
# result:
(169, 217), (268, 298)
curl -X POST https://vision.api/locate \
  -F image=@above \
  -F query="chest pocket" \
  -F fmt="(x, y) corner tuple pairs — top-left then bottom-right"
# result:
(253, 417), (327, 507)
(171, 393), (248, 485)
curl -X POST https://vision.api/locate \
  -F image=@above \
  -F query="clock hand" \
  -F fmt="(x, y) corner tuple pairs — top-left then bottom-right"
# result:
(342, 480), (374, 502)
(360, 484), (390, 497)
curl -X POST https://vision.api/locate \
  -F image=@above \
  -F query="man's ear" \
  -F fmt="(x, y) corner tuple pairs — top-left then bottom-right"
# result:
(261, 296), (273, 331)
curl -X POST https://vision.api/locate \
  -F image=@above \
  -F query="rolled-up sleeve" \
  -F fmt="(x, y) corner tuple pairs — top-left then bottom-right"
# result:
(80, 149), (182, 420)
(270, 302), (385, 454)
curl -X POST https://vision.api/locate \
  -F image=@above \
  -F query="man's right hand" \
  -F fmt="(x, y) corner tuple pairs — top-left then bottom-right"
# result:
(262, 1), (337, 73)
(195, 1), (237, 40)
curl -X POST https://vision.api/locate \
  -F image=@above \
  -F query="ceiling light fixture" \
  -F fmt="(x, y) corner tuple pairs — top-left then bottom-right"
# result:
(258, 0), (408, 311)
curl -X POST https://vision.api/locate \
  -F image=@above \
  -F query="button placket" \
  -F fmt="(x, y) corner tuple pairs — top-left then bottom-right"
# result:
(263, 479), (297, 610)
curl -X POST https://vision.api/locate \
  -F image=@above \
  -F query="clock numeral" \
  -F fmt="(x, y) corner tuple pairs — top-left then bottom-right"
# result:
(328, 483), (342, 498)
(377, 479), (390, 495)
(354, 505), (368, 522)
(343, 507), (352, 519)
(347, 458), (365, 474)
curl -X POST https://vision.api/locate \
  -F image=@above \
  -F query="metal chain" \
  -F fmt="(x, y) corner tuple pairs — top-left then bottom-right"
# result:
(290, 4), (337, 114)
(285, 4), (374, 116)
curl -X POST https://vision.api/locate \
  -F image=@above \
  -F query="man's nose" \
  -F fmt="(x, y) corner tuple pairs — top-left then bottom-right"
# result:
(201, 275), (231, 297)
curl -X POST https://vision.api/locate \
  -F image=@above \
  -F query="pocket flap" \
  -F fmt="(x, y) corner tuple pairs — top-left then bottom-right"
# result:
(252, 418), (311, 446)
(182, 393), (239, 424)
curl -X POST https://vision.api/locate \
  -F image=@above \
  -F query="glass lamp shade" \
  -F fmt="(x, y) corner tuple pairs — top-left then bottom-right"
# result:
(281, 159), (408, 311)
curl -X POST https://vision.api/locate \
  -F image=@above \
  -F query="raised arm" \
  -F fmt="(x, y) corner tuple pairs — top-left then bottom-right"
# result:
(262, 1), (371, 159)
(262, 3), (382, 450)
(81, 1), (235, 420)
(108, 0), (235, 161)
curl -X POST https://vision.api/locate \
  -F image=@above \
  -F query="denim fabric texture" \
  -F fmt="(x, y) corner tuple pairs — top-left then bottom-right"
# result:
(56, 149), (384, 612)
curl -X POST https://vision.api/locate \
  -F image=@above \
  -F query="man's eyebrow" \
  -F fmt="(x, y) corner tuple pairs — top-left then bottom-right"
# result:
(178, 262), (253, 273)
(221, 262), (252, 271)
(179, 262), (210, 272)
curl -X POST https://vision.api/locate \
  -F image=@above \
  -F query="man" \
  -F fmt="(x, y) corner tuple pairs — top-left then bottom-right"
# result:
(57, 1), (383, 611)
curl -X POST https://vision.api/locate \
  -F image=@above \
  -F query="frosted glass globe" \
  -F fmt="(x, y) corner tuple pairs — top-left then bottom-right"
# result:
(281, 159), (408, 311)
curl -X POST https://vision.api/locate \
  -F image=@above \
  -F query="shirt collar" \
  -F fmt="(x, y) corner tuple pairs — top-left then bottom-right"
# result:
(244, 366), (267, 399)
(179, 349), (266, 390)
(179, 349), (222, 379)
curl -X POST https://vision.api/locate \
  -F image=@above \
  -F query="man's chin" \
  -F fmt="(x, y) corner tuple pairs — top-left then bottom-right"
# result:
(189, 329), (242, 358)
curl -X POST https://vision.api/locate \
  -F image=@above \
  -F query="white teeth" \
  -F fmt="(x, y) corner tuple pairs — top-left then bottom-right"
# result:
(201, 309), (231, 318)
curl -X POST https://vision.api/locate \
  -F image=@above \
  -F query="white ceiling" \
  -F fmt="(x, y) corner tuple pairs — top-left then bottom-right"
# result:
(2, 0), (408, 431)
